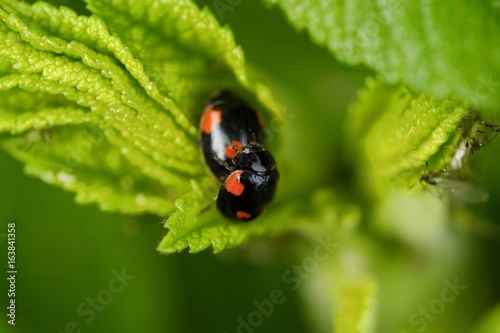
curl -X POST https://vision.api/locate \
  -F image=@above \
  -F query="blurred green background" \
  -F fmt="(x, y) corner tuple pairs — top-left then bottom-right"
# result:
(1, 1), (500, 333)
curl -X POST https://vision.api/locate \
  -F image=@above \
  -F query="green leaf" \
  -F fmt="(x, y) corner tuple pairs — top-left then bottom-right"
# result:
(0, 2), (202, 186)
(2, 124), (180, 215)
(158, 186), (361, 253)
(264, 0), (500, 111)
(331, 274), (378, 333)
(0, 0), (283, 231)
(83, 0), (284, 124)
(347, 78), (468, 195)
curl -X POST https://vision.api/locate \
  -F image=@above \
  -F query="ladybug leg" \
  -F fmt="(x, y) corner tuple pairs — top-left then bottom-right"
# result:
(214, 155), (225, 164)
(197, 192), (218, 217)
(222, 159), (235, 173)
(197, 202), (215, 216)
(212, 155), (228, 169)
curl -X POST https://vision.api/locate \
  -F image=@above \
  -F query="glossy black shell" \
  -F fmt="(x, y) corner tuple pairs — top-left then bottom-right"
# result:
(216, 145), (279, 221)
(199, 91), (265, 182)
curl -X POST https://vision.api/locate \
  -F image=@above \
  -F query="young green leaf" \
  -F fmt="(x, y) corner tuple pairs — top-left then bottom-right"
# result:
(0, 0), (285, 250)
(347, 78), (468, 195)
(264, 0), (500, 111)
(83, 0), (284, 124)
(158, 186), (360, 254)
(2, 124), (179, 215)
(0, 3), (202, 183)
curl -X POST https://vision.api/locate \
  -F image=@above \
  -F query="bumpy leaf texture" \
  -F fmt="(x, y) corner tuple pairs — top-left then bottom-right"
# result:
(265, 0), (500, 111)
(0, 0), (296, 253)
(348, 78), (468, 196)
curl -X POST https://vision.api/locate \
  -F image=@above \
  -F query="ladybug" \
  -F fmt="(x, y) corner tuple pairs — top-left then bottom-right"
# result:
(217, 144), (279, 221)
(199, 91), (279, 221)
(199, 91), (266, 181)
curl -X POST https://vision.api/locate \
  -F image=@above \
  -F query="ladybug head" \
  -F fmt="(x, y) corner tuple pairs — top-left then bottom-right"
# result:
(233, 144), (277, 173)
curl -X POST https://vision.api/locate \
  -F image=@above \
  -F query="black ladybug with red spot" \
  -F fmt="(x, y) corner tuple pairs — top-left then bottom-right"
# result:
(199, 91), (279, 221)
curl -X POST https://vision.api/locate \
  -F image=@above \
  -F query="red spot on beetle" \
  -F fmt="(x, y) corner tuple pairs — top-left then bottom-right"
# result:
(225, 170), (245, 196)
(225, 140), (243, 159)
(236, 211), (252, 219)
(200, 106), (222, 134)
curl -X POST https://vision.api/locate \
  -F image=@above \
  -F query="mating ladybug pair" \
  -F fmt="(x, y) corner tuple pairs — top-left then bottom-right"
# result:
(199, 91), (279, 221)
